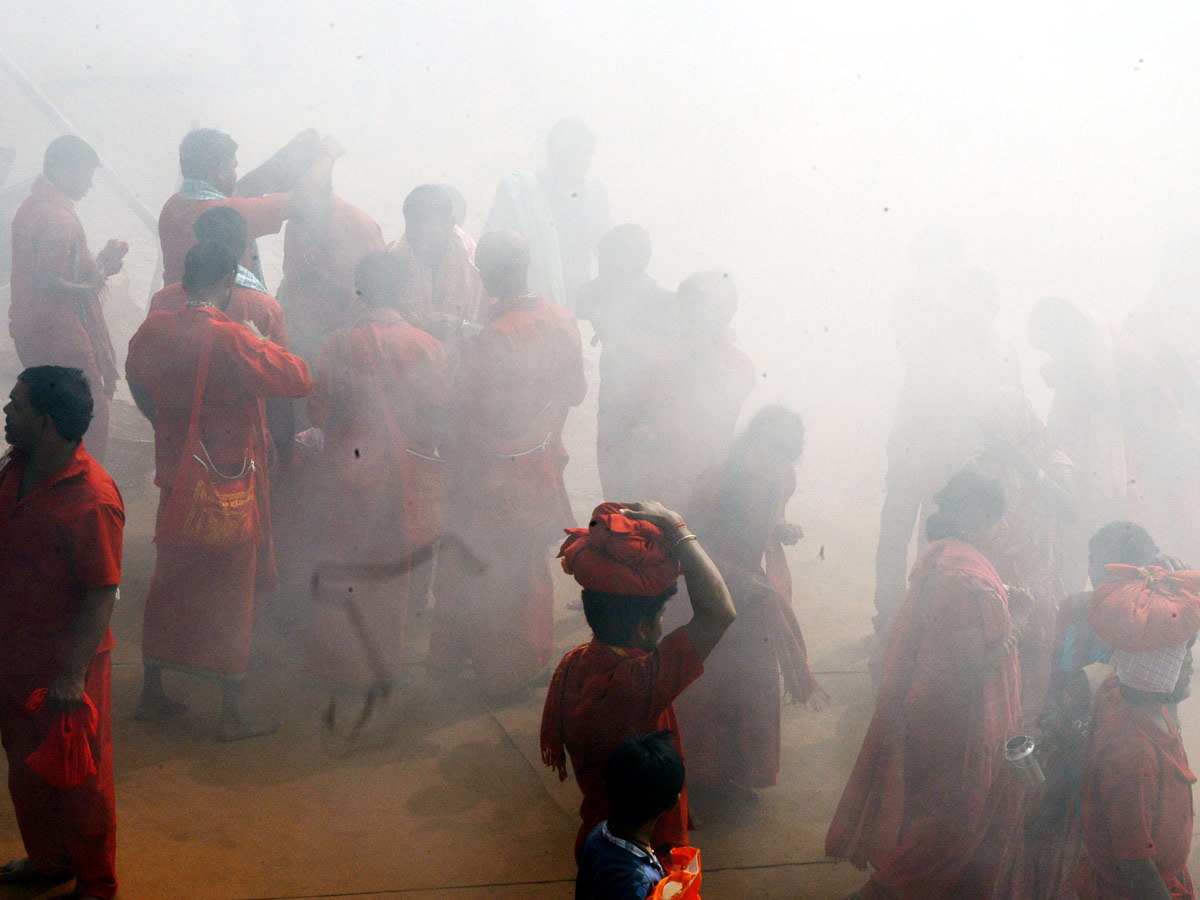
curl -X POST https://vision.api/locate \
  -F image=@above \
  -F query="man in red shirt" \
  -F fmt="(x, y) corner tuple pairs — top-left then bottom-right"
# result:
(126, 242), (311, 740)
(279, 178), (384, 365)
(429, 230), (586, 692)
(149, 206), (289, 345)
(0, 366), (123, 899)
(1079, 562), (1200, 900)
(540, 500), (735, 860)
(9, 136), (127, 463)
(151, 206), (295, 465)
(157, 128), (341, 288)
(306, 251), (450, 685)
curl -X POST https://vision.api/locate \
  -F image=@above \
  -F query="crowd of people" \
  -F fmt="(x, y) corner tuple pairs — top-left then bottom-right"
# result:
(2, 119), (1200, 900)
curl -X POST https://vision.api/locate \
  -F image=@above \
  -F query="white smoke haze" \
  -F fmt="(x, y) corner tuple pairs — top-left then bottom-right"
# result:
(3, 0), (1200, 893)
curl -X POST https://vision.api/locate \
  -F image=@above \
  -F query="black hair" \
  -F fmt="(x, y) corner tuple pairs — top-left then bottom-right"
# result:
(1089, 521), (1158, 568)
(193, 206), (249, 258)
(732, 404), (805, 463)
(43, 135), (99, 175)
(581, 586), (676, 647)
(182, 240), (237, 294)
(925, 470), (1006, 541)
(17, 366), (93, 442)
(402, 184), (454, 225)
(605, 731), (685, 824)
(475, 230), (531, 282)
(179, 128), (237, 181)
(597, 224), (652, 273)
(354, 251), (410, 311)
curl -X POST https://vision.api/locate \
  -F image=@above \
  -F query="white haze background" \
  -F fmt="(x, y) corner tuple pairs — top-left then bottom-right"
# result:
(3, 0), (1198, 629)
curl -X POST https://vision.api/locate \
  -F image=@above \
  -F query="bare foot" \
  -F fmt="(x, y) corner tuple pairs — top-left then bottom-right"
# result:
(134, 695), (188, 721)
(0, 857), (69, 884)
(217, 713), (280, 742)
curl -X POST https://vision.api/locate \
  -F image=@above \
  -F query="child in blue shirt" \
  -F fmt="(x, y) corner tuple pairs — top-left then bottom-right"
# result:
(575, 732), (684, 900)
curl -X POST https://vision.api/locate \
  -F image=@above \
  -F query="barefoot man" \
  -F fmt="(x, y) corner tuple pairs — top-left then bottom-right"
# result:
(127, 241), (311, 740)
(0, 366), (123, 898)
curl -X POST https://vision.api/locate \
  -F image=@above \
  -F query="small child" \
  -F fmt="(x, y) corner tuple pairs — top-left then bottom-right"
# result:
(575, 732), (685, 900)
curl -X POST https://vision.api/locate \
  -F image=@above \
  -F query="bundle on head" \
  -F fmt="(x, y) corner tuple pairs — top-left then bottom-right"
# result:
(1088, 564), (1200, 694)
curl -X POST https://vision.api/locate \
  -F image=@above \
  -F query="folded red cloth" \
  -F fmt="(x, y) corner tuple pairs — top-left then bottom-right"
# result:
(559, 502), (681, 596)
(23, 688), (98, 790)
(1088, 564), (1200, 652)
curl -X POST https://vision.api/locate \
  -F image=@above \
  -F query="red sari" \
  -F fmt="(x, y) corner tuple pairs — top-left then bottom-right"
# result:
(306, 309), (449, 687)
(826, 539), (1023, 900)
(670, 462), (823, 789)
(126, 307), (311, 678)
(1078, 676), (1196, 900)
(430, 295), (586, 691)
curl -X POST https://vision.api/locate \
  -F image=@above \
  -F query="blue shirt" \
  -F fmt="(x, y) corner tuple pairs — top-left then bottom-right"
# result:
(575, 821), (666, 900)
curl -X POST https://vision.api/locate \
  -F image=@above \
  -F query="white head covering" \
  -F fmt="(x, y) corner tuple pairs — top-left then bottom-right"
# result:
(1110, 643), (1188, 694)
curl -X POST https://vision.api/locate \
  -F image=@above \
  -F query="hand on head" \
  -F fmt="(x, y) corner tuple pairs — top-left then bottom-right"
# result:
(619, 501), (683, 534)
(1153, 554), (1189, 572)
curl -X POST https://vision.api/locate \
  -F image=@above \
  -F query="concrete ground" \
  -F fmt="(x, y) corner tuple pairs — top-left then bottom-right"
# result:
(2, 375), (1198, 900)
(3, 14), (1200, 900)
(0, 411), (876, 900)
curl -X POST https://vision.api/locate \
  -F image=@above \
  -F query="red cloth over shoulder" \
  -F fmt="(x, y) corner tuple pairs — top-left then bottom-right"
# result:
(559, 502), (681, 596)
(1088, 564), (1200, 652)
(23, 688), (99, 790)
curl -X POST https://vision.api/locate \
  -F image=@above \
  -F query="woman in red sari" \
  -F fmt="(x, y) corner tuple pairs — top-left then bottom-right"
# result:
(827, 471), (1024, 900)
(670, 405), (824, 802)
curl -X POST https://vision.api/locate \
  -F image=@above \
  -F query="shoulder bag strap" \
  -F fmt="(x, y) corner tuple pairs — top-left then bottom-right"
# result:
(183, 320), (219, 461)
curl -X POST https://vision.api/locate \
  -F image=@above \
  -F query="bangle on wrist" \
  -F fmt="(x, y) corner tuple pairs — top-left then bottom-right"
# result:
(673, 532), (697, 550)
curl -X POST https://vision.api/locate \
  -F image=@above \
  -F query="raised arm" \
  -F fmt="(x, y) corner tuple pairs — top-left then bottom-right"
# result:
(622, 501), (735, 661)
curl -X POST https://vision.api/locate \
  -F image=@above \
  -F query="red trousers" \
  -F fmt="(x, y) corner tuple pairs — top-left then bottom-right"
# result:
(0, 651), (116, 898)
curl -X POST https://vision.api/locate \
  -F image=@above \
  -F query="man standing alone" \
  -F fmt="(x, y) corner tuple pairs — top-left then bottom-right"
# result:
(9, 136), (126, 462)
(0, 366), (123, 899)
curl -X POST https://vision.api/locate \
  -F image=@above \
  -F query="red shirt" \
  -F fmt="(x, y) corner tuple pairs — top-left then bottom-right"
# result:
(448, 295), (586, 541)
(556, 628), (704, 858)
(308, 308), (448, 452)
(281, 196), (385, 353)
(149, 282), (289, 348)
(158, 192), (288, 286)
(8, 179), (116, 383)
(1078, 676), (1196, 900)
(0, 444), (123, 703)
(125, 306), (311, 489)
(457, 295), (587, 448)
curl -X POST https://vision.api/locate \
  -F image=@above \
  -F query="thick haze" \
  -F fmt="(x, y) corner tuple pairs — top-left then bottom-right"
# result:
(4, 0), (1199, 628)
